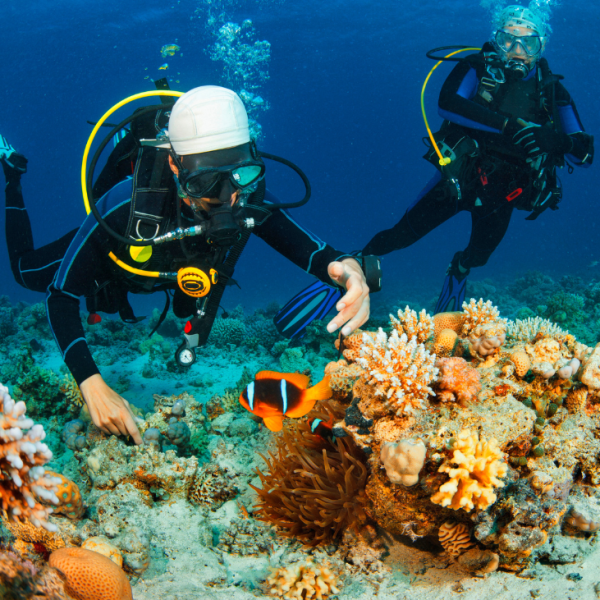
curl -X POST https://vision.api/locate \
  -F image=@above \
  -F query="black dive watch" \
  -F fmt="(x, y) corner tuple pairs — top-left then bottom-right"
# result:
(353, 254), (382, 293)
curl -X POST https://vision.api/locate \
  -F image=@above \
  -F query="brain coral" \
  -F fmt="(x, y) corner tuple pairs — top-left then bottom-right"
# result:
(49, 547), (133, 600)
(356, 329), (438, 415)
(439, 521), (474, 557)
(431, 430), (507, 512)
(434, 358), (481, 405)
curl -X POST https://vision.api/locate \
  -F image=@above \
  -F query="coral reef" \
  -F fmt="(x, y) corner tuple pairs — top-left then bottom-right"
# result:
(0, 383), (59, 530)
(49, 547), (133, 600)
(390, 306), (434, 344)
(43, 471), (84, 520)
(438, 521), (474, 556)
(379, 439), (426, 486)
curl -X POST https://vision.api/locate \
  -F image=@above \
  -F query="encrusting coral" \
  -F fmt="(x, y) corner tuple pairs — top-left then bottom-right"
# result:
(251, 401), (368, 546)
(0, 383), (60, 530)
(430, 430), (507, 512)
(356, 328), (438, 415)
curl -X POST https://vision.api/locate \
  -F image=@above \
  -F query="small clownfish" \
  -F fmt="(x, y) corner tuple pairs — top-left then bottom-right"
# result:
(159, 63), (169, 70)
(309, 415), (336, 442)
(239, 371), (331, 432)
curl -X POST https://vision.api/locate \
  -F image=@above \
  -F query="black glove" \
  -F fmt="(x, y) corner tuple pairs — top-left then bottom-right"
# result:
(509, 120), (572, 159)
(1, 151), (28, 176)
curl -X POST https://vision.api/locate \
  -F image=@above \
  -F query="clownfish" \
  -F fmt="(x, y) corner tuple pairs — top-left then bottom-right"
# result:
(309, 415), (336, 441)
(239, 371), (331, 432)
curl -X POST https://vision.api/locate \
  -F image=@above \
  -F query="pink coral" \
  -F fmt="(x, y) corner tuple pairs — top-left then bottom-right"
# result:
(434, 358), (481, 405)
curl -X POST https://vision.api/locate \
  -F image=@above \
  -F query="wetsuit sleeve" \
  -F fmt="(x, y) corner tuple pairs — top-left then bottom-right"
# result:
(46, 180), (133, 385)
(555, 82), (594, 167)
(438, 56), (508, 134)
(253, 190), (354, 283)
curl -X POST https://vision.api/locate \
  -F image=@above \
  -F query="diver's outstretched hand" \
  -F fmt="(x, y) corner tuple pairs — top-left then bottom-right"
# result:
(326, 258), (370, 336)
(79, 374), (143, 445)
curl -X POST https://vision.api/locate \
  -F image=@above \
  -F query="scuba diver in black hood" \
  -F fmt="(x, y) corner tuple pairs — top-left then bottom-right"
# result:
(1, 85), (378, 444)
(362, 4), (594, 313)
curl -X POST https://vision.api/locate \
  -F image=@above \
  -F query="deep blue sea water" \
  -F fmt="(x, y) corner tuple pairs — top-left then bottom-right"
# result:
(1, 0), (599, 317)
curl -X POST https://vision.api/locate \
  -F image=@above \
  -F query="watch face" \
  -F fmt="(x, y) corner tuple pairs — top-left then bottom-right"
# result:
(177, 348), (196, 366)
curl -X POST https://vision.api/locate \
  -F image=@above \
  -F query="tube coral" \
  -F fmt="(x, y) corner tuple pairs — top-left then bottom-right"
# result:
(0, 383), (59, 531)
(251, 401), (368, 546)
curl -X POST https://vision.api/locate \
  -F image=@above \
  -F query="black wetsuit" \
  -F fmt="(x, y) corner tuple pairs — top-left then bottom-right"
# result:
(3, 163), (351, 385)
(363, 48), (593, 268)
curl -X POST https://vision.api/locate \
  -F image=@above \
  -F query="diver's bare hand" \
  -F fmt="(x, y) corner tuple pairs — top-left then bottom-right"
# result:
(79, 374), (143, 445)
(326, 258), (370, 336)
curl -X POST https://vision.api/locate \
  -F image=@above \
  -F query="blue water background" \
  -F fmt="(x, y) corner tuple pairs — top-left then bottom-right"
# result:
(1, 0), (599, 317)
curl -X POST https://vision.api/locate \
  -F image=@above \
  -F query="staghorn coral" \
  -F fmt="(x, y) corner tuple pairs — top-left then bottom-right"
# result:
(0, 383), (59, 530)
(49, 547), (133, 600)
(431, 430), (507, 512)
(390, 306), (434, 344)
(507, 317), (569, 344)
(438, 521), (475, 557)
(267, 558), (341, 599)
(461, 298), (505, 336)
(434, 358), (481, 405)
(356, 328), (438, 415)
(251, 401), (368, 546)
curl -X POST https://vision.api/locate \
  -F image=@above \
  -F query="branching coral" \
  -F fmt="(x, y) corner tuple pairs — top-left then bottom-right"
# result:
(507, 317), (569, 344)
(461, 299), (505, 336)
(434, 358), (481, 405)
(431, 430), (507, 512)
(390, 306), (434, 344)
(267, 558), (341, 599)
(356, 329), (438, 415)
(0, 383), (59, 530)
(251, 401), (368, 546)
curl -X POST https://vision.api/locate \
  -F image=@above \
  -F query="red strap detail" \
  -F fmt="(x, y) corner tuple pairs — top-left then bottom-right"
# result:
(506, 188), (523, 202)
(477, 167), (488, 186)
(184, 321), (192, 334)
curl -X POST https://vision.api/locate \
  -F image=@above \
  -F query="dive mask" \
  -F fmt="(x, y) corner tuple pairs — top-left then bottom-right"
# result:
(172, 152), (265, 199)
(495, 29), (543, 57)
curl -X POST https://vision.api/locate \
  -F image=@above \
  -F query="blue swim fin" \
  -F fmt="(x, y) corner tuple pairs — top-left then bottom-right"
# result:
(274, 281), (342, 340)
(434, 252), (469, 314)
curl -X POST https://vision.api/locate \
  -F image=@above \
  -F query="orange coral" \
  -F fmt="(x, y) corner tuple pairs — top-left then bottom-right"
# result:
(324, 360), (364, 395)
(461, 299), (505, 336)
(510, 350), (531, 378)
(44, 471), (84, 520)
(433, 312), (464, 337)
(49, 547), (133, 600)
(335, 330), (374, 363)
(433, 329), (458, 357)
(434, 358), (481, 405)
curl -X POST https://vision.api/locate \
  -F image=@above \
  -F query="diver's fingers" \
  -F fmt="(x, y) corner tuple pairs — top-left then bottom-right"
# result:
(342, 296), (370, 334)
(124, 413), (143, 445)
(327, 281), (369, 334)
(101, 422), (122, 437)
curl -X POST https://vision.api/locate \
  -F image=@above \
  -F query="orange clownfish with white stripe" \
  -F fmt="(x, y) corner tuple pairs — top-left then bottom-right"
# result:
(239, 371), (331, 432)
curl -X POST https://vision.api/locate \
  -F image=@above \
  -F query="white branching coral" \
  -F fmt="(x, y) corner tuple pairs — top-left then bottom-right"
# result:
(390, 306), (434, 344)
(461, 299), (506, 336)
(0, 383), (59, 531)
(506, 317), (569, 343)
(357, 329), (438, 415)
(431, 430), (507, 512)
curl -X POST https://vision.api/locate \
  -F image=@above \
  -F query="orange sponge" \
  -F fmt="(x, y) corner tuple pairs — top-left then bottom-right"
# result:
(49, 547), (132, 600)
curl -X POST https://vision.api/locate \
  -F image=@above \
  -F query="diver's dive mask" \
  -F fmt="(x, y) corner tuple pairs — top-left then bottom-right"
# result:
(493, 29), (543, 80)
